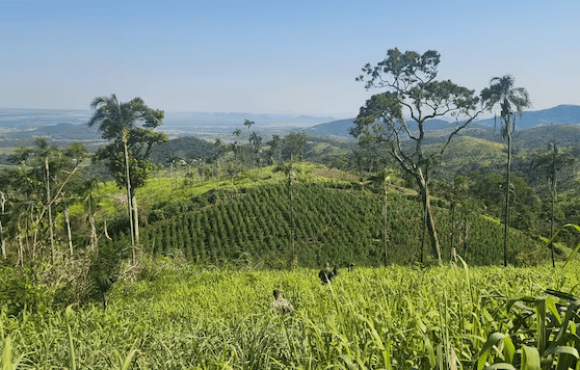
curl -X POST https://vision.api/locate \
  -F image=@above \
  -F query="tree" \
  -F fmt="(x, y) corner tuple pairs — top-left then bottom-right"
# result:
(481, 75), (530, 267)
(266, 134), (282, 164)
(243, 119), (254, 138)
(532, 140), (576, 267)
(281, 132), (306, 160)
(88, 94), (167, 255)
(76, 178), (100, 251)
(232, 128), (242, 160)
(351, 48), (483, 263)
(274, 157), (300, 270)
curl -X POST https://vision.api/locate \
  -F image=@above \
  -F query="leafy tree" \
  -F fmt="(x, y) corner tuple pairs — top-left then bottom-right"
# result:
(281, 132), (306, 160)
(351, 48), (483, 263)
(532, 140), (576, 267)
(88, 94), (167, 254)
(481, 75), (530, 266)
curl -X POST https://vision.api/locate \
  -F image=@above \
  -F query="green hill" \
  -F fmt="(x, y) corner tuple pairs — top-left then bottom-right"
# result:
(112, 164), (552, 268)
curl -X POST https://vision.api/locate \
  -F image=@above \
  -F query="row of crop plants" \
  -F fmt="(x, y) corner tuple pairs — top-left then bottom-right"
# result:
(141, 182), (548, 267)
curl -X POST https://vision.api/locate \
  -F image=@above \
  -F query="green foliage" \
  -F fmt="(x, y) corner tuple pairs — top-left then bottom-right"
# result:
(2, 262), (580, 368)
(142, 178), (547, 268)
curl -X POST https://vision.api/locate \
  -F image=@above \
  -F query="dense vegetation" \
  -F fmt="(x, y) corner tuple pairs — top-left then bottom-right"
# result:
(2, 47), (580, 369)
(138, 177), (549, 268)
(2, 259), (580, 369)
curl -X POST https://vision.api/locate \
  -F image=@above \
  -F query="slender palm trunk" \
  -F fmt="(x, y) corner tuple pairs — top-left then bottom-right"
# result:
(89, 209), (97, 251)
(383, 177), (388, 265)
(450, 202), (455, 260)
(18, 234), (24, 267)
(550, 180), (556, 268)
(123, 133), (135, 247)
(103, 215), (112, 240)
(62, 192), (73, 258)
(45, 157), (55, 264)
(0, 221), (4, 259)
(0, 191), (5, 259)
(503, 132), (511, 267)
(132, 192), (139, 246)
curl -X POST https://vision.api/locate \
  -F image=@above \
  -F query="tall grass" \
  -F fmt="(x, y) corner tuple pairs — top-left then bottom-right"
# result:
(2, 260), (580, 369)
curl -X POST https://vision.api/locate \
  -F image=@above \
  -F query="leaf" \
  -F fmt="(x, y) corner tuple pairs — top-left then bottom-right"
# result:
(502, 335), (516, 364)
(521, 345), (541, 370)
(477, 332), (506, 370)
(339, 354), (359, 370)
(485, 364), (516, 370)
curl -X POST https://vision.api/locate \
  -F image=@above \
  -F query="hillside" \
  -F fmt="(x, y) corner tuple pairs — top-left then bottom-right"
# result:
(83, 164), (553, 268)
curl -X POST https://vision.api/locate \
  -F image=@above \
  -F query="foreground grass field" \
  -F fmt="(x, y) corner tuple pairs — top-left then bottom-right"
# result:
(2, 258), (580, 369)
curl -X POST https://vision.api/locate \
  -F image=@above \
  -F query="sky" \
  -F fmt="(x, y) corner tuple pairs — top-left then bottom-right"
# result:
(1, 0), (579, 119)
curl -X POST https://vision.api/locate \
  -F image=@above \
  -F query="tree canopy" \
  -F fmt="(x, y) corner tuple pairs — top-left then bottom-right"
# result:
(351, 47), (484, 263)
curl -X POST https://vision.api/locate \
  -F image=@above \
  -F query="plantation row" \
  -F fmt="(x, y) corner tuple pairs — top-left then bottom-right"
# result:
(139, 182), (550, 267)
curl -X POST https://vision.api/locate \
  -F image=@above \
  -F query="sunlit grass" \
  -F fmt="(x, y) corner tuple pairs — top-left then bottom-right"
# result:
(2, 260), (580, 369)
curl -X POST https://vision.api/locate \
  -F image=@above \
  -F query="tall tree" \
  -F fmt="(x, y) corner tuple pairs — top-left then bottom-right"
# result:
(351, 48), (482, 263)
(481, 75), (530, 267)
(88, 94), (167, 254)
(232, 128), (242, 160)
(532, 140), (576, 267)
(281, 132), (306, 160)
(243, 119), (254, 138)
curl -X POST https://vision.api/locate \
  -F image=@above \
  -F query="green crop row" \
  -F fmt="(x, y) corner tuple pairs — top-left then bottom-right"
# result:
(140, 182), (550, 268)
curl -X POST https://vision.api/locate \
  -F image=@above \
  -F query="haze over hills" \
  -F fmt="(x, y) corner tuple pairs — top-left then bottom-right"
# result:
(1, 105), (580, 148)
(0, 108), (335, 131)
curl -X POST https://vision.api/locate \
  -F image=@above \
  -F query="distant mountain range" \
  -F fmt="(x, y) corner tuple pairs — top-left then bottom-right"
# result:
(1, 105), (580, 149)
(306, 105), (580, 137)
(0, 108), (335, 131)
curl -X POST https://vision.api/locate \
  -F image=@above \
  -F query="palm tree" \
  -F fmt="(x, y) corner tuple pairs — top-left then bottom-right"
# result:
(243, 119), (254, 138)
(88, 94), (161, 251)
(532, 140), (576, 267)
(232, 128), (242, 160)
(481, 75), (530, 266)
(274, 156), (300, 269)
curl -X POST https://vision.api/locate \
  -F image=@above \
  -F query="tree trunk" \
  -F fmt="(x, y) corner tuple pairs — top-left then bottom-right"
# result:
(424, 192), (441, 263)
(18, 234), (24, 267)
(0, 191), (5, 259)
(383, 176), (388, 265)
(46, 156), (55, 264)
(550, 182), (556, 268)
(418, 172), (441, 263)
(1, 221), (5, 259)
(62, 192), (73, 258)
(132, 191), (140, 247)
(503, 132), (511, 267)
(463, 221), (470, 259)
(123, 133), (135, 246)
(103, 215), (112, 240)
(89, 209), (97, 251)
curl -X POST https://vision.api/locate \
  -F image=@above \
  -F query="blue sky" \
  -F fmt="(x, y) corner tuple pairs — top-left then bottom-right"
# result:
(1, 0), (579, 118)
